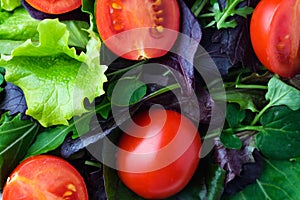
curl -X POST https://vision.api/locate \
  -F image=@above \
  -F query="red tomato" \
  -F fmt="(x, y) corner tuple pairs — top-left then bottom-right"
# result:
(95, 0), (180, 60)
(250, 0), (300, 78)
(25, 0), (81, 14)
(116, 109), (201, 199)
(2, 155), (88, 200)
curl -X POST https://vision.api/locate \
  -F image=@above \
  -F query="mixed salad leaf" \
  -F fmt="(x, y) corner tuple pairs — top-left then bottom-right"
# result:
(0, 0), (300, 199)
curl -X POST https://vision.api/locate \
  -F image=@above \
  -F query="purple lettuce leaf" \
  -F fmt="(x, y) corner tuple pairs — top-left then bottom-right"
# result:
(201, 0), (261, 75)
(0, 82), (27, 116)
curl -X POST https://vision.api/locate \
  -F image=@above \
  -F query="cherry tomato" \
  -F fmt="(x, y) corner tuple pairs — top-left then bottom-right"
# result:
(2, 155), (88, 200)
(95, 0), (180, 60)
(116, 109), (201, 199)
(25, 0), (81, 14)
(250, 0), (300, 78)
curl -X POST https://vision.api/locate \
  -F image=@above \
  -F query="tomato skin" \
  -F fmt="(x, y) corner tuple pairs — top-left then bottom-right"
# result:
(2, 155), (88, 200)
(25, 0), (81, 14)
(95, 0), (180, 60)
(116, 109), (201, 199)
(250, 0), (300, 78)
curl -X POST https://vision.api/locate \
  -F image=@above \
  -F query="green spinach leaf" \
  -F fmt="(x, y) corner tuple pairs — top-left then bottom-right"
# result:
(0, 113), (39, 189)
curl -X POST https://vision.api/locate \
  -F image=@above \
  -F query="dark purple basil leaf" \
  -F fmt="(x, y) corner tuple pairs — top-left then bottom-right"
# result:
(223, 150), (263, 195)
(154, 0), (202, 96)
(22, 0), (89, 22)
(214, 135), (263, 195)
(0, 83), (27, 116)
(201, 0), (260, 75)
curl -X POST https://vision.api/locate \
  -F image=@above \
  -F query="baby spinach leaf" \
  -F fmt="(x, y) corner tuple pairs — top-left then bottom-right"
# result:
(107, 79), (147, 107)
(220, 131), (242, 150)
(225, 90), (259, 112)
(0, 113), (39, 189)
(256, 106), (300, 160)
(26, 110), (99, 158)
(219, 104), (245, 149)
(0, 19), (107, 127)
(266, 76), (300, 111)
(225, 159), (300, 200)
(25, 125), (73, 158)
(226, 103), (246, 128)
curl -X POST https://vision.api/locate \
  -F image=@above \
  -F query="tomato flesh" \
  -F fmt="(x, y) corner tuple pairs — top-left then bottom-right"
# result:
(96, 0), (180, 60)
(116, 109), (201, 199)
(250, 0), (300, 78)
(25, 0), (82, 14)
(2, 155), (88, 200)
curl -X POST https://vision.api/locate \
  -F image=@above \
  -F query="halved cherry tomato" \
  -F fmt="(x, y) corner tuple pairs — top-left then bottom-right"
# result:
(116, 109), (201, 199)
(2, 155), (88, 200)
(25, 0), (82, 14)
(95, 0), (180, 60)
(250, 0), (300, 78)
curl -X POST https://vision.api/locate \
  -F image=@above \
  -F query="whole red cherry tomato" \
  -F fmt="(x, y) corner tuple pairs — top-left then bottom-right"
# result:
(250, 0), (300, 78)
(2, 155), (88, 200)
(116, 109), (201, 199)
(95, 0), (180, 60)
(25, 0), (81, 14)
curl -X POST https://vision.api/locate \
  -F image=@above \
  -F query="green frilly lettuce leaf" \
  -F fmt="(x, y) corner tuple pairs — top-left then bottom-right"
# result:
(1, 19), (107, 127)
(0, 0), (21, 11)
(0, 7), (39, 54)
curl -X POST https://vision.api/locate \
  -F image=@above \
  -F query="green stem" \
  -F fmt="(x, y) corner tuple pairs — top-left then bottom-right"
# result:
(106, 60), (147, 77)
(85, 160), (101, 168)
(191, 0), (208, 16)
(251, 102), (272, 125)
(223, 125), (264, 134)
(199, 13), (216, 18)
(236, 84), (268, 90)
(216, 0), (240, 29)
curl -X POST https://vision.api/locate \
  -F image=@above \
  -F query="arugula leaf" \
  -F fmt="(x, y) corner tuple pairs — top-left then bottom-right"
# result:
(256, 106), (300, 160)
(225, 158), (300, 200)
(0, 0), (21, 11)
(1, 19), (107, 127)
(0, 112), (39, 189)
(194, 0), (253, 29)
(211, 0), (253, 29)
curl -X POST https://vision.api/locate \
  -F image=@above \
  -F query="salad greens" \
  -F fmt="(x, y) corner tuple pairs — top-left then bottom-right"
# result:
(0, 19), (107, 127)
(0, 0), (21, 11)
(0, 0), (300, 199)
(192, 0), (253, 29)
